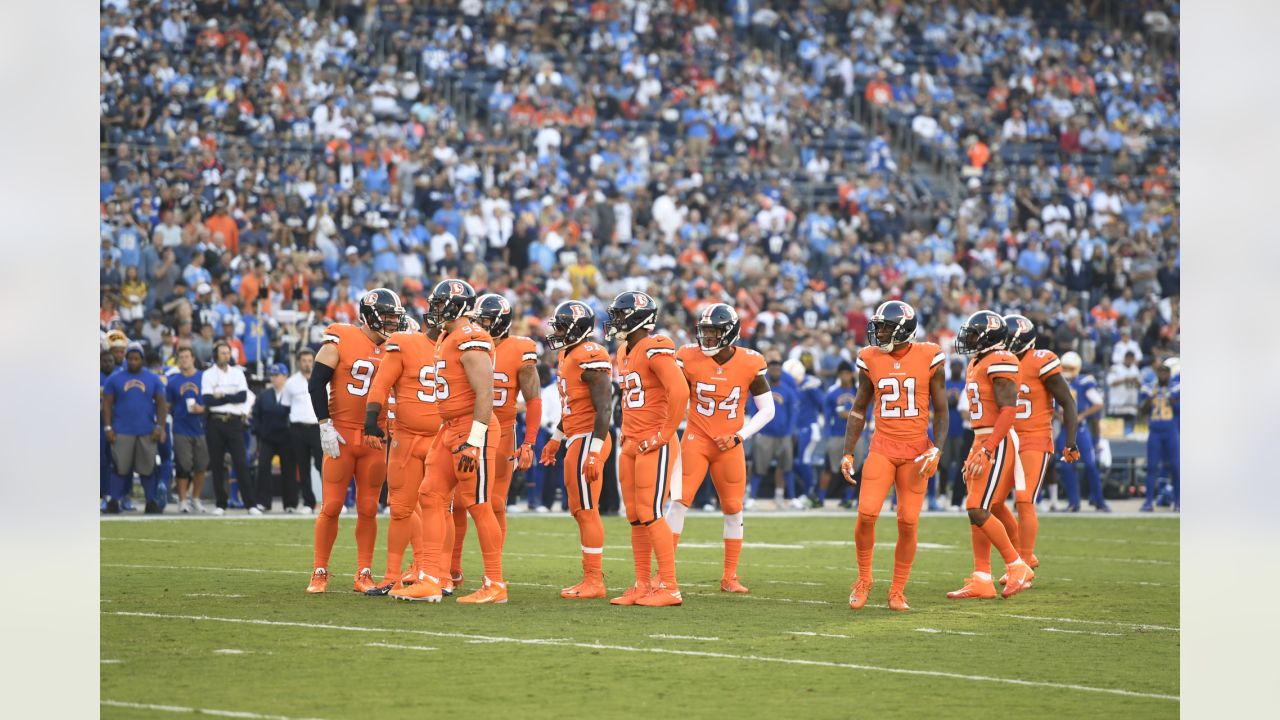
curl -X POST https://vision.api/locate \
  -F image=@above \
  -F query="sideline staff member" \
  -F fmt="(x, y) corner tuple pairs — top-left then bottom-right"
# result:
(202, 341), (256, 515)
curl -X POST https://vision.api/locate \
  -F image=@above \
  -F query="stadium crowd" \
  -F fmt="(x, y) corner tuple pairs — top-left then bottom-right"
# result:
(99, 0), (1179, 513)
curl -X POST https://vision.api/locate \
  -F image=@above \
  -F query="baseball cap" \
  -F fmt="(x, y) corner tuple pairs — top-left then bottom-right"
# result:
(106, 329), (129, 348)
(269, 363), (289, 376)
(125, 342), (145, 358)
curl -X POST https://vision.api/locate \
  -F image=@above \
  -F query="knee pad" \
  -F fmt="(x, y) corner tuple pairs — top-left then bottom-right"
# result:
(723, 511), (744, 540)
(319, 501), (343, 519)
(857, 511), (879, 526)
(967, 508), (989, 525)
(420, 492), (446, 510)
(389, 502), (415, 521)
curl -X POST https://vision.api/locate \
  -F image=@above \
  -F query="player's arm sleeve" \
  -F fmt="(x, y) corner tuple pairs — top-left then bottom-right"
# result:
(309, 362), (335, 421)
(651, 353), (689, 440)
(739, 388), (775, 441)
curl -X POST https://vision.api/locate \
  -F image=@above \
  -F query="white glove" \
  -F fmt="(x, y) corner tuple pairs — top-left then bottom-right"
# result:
(320, 420), (346, 459)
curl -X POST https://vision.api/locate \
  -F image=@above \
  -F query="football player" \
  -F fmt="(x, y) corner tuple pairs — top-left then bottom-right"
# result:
(305, 288), (405, 593)
(840, 301), (948, 611)
(416, 279), (508, 604)
(1057, 352), (1111, 512)
(606, 291), (690, 607)
(946, 310), (1035, 600)
(449, 294), (542, 584)
(541, 300), (615, 599)
(1139, 362), (1180, 512)
(1002, 315), (1080, 581)
(669, 304), (773, 593)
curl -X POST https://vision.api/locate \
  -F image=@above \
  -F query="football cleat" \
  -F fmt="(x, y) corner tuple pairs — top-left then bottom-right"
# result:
(1001, 561), (1035, 599)
(888, 590), (911, 611)
(635, 584), (682, 607)
(946, 574), (998, 600)
(456, 577), (508, 604)
(305, 568), (328, 594)
(391, 573), (442, 602)
(848, 578), (874, 609)
(365, 579), (397, 597)
(610, 582), (649, 606)
(561, 576), (606, 599)
(1028, 553), (1039, 570)
(353, 568), (376, 594)
(720, 576), (749, 594)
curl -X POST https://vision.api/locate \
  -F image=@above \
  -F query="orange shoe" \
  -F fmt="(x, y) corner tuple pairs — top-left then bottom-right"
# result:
(888, 589), (911, 611)
(635, 583), (682, 607)
(946, 573), (997, 600)
(610, 582), (649, 606)
(1028, 553), (1039, 569)
(649, 573), (661, 593)
(390, 573), (442, 602)
(393, 570), (416, 591)
(456, 577), (508, 604)
(1002, 561), (1035, 598)
(353, 568), (376, 593)
(305, 568), (328, 594)
(561, 576), (606, 599)
(720, 576), (749, 593)
(451, 572), (464, 590)
(848, 578), (873, 609)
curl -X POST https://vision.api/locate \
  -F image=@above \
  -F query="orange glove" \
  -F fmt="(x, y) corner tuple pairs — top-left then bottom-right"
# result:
(1061, 445), (1081, 463)
(540, 437), (562, 466)
(840, 454), (858, 485)
(714, 434), (743, 452)
(914, 446), (941, 479)
(963, 446), (994, 482)
(584, 450), (603, 484)
(637, 433), (667, 454)
(453, 443), (480, 482)
(516, 442), (535, 471)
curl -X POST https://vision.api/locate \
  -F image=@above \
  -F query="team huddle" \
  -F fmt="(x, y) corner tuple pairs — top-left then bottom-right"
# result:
(303, 283), (1081, 609)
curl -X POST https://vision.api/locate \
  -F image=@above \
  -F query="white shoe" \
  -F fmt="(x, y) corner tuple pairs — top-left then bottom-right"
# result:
(248, 506), (263, 516)
(535, 505), (549, 514)
(212, 507), (225, 516)
(701, 503), (715, 512)
(379, 505), (390, 516)
(506, 504), (521, 514)
(788, 497), (807, 510)
(298, 505), (314, 515)
(744, 498), (757, 511)
(284, 506), (297, 514)
(179, 499), (192, 514)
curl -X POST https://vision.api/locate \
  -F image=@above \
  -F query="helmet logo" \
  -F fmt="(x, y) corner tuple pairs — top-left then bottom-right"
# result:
(985, 315), (1003, 330)
(569, 303), (587, 320)
(449, 281), (465, 297)
(633, 294), (649, 309)
(362, 293), (378, 306)
(901, 304), (915, 320)
(1015, 317), (1032, 333)
(497, 296), (511, 313)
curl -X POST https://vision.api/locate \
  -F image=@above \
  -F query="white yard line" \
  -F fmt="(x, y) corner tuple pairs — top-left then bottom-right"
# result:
(103, 612), (1177, 702)
(101, 699), (328, 719)
(1042, 627), (1123, 638)
(101, 659), (122, 664)
(916, 627), (981, 636)
(786, 631), (853, 639)
(212, 649), (248, 655)
(945, 609), (1177, 632)
(186, 593), (248, 598)
(365, 642), (436, 652)
(649, 634), (720, 641)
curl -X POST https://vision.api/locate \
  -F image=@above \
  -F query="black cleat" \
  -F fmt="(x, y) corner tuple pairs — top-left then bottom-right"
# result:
(145, 500), (160, 514)
(365, 581), (396, 597)
(105, 499), (121, 514)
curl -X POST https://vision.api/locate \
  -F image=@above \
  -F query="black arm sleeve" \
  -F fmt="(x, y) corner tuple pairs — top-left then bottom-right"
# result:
(309, 362), (335, 421)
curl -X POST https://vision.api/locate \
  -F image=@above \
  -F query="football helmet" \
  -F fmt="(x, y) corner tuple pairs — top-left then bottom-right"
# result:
(470, 293), (514, 339)
(358, 288), (408, 338)
(547, 300), (596, 350)
(605, 291), (658, 340)
(695, 303), (741, 356)
(1060, 351), (1083, 379)
(423, 279), (477, 328)
(954, 310), (1008, 356)
(1003, 314), (1037, 355)
(868, 300), (917, 352)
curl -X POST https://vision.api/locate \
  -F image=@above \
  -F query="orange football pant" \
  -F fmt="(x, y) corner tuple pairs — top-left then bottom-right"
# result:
(563, 431), (611, 580)
(854, 451), (928, 593)
(965, 433), (1021, 573)
(419, 415), (504, 584)
(383, 429), (434, 583)
(676, 432), (747, 579)
(619, 436), (679, 588)
(313, 425), (386, 573)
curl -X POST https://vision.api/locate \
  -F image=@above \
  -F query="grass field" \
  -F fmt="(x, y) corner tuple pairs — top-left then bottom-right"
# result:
(101, 511), (1178, 719)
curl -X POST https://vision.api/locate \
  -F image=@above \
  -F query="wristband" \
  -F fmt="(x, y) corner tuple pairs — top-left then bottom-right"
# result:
(589, 437), (604, 454)
(851, 410), (865, 420)
(468, 420), (488, 447)
(551, 428), (565, 442)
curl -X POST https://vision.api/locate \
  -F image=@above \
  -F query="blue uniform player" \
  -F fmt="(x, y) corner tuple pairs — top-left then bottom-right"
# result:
(822, 361), (862, 508)
(1139, 363), (1180, 512)
(786, 359), (827, 507)
(747, 358), (799, 509)
(100, 350), (116, 507)
(102, 343), (169, 514)
(1055, 352), (1111, 512)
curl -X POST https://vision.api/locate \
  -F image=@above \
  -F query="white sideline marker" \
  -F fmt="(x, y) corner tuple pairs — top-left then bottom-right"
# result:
(102, 699), (328, 720)
(1042, 627), (1123, 638)
(186, 593), (248, 598)
(105, 612), (1178, 702)
(213, 649), (248, 655)
(101, 659), (122, 664)
(366, 642), (436, 652)
(915, 628), (980, 636)
(786, 631), (853, 639)
(650, 634), (720, 642)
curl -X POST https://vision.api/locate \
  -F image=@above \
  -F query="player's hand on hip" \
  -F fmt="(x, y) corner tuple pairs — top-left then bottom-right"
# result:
(539, 438), (561, 466)
(963, 447), (994, 482)
(1061, 445), (1081, 463)
(516, 442), (535, 471)
(453, 443), (480, 479)
(637, 433), (667, 454)
(840, 454), (858, 485)
(714, 434), (743, 452)
(914, 446), (941, 479)
(320, 420), (345, 458)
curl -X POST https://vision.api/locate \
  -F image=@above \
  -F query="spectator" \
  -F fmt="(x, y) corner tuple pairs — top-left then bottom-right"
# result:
(282, 348), (320, 513)
(166, 346), (208, 513)
(201, 341), (255, 516)
(252, 364), (295, 514)
(102, 343), (167, 514)
(1106, 351), (1143, 435)
(1111, 327), (1144, 366)
(747, 357), (799, 511)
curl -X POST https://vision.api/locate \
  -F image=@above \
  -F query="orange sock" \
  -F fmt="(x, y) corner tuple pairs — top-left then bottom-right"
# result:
(991, 502), (1021, 555)
(407, 508), (423, 573)
(355, 510), (377, 573)
(672, 532), (681, 550)
(416, 492), (447, 582)
(313, 504), (341, 569)
(723, 538), (742, 579)
(977, 514), (1020, 565)
(384, 508), (414, 583)
(494, 503), (507, 545)
(433, 505), (454, 579)
(1015, 501), (1038, 559)
(630, 524), (652, 584)
(648, 518), (678, 588)
(451, 505), (468, 576)
(892, 519), (917, 592)
(971, 524), (992, 574)
(854, 512), (877, 582)
(575, 510), (604, 578)
(466, 503), (504, 583)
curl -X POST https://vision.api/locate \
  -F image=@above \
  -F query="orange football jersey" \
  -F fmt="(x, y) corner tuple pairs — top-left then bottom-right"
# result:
(558, 340), (612, 435)
(1013, 349), (1062, 452)
(676, 344), (765, 440)
(321, 323), (387, 430)
(434, 322), (495, 421)
(857, 342), (944, 456)
(615, 334), (679, 438)
(965, 349), (1021, 430)
(369, 331), (441, 436)
(492, 335), (539, 427)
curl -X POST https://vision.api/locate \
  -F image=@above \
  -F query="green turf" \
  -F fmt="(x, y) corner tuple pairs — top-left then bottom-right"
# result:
(101, 512), (1178, 719)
